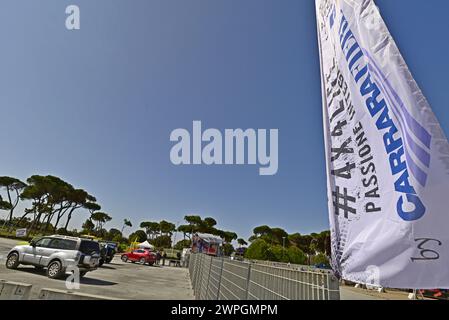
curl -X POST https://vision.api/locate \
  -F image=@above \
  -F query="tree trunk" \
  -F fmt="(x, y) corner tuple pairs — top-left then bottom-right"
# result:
(66, 205), (84, 231)
(6, 188), (13, 222)
(64, 215), (71, 230)
(30, 212), (43, 234)
(45, 213), (54, 232)
(17, 211), (31, 228)
(39, 214), (49, 232)
(53, 205), (69, 232)
(54, 214), (61, 233)
(64, 210), (74, 230)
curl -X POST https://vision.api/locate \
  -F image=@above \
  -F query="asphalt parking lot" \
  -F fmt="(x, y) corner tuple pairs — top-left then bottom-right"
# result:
(0, 237), (194, 300)
(1, 237), (415, 301)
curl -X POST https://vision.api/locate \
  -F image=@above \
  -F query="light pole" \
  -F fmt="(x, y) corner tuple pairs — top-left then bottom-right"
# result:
(172, 221), (180, 248)
(282, 236), (286, 261)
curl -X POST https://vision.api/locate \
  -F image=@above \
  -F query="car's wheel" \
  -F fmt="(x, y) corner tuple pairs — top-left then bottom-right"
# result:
(139, 258), (146, 265)
(121, 255), (128, 262)
(148, 262), (154, 266)
(46, 260), (64, 279)
(6, 252), (20, 269)
(99, 259), (104, 267)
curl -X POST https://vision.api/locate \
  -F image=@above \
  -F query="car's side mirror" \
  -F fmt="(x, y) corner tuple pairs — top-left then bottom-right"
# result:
(30, 241), (36, 247)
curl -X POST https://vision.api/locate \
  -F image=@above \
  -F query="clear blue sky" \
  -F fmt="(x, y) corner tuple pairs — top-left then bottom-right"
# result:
(1, 0), (448, 240)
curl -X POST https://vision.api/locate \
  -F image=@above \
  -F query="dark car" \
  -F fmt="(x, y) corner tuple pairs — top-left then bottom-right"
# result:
(99, 242), (116, 266)
(314, 263), (332, 270)
(121, 249), (157, 266)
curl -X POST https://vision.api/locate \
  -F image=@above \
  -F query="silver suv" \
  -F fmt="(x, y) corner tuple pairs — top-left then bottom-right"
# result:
(5, 235), (100, 279)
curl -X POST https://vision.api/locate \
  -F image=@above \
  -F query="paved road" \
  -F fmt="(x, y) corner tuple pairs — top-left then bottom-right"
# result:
(0, 237), (194, 300)
(1, 237), (414, 301)
(340, 285), (412, 300)
(340, 286), (383, 300)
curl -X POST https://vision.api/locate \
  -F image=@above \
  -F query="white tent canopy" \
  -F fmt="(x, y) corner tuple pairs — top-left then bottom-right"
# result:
(137, 240), (154, 249)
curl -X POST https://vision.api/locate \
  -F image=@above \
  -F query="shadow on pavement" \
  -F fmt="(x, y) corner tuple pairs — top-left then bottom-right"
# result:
(14, 267), (117, 286)
(98, 265), (116, 270)
(16, 266), (46, 276)
(80, 277), (117, 286)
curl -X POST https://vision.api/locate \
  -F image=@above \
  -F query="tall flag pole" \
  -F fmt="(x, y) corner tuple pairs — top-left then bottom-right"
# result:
(316, 0), (449, 289)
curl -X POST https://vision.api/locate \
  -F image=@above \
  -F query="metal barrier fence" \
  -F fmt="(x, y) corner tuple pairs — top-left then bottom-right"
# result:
(189, 254), (340, 300)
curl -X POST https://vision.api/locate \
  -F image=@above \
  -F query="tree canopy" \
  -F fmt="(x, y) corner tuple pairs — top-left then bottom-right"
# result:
(245, 226), (330, 265)
(91, 211), (112, 231)
(17, 175), (96, 232)
(0, 176), (27, 223)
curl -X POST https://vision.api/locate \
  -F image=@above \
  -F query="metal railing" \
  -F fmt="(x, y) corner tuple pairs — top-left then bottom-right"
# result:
(189, 254), (340, 300)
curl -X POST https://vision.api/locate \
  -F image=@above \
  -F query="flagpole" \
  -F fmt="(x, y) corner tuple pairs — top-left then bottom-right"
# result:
(315, 0), (339, 280)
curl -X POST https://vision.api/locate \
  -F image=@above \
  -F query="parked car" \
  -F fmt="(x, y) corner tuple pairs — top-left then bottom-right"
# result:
(314, 263), (332, 270)
(5, 235), (100, 279)
(121, 249), (156, 266)
(230, 252), (244, 261)
(98, 241), (117, 266)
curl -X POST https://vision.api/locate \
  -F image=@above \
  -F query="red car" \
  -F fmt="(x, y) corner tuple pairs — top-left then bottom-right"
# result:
(121, 249), (157, 266)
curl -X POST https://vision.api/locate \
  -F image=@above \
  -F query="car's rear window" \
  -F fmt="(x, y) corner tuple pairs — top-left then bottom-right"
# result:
(79, 240), (100, 255)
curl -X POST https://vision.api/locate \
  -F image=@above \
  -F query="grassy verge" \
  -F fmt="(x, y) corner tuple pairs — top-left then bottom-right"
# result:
(0, 229), (42, 242)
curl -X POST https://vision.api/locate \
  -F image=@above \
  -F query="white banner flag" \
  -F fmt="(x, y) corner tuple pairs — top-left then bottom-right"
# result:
(316, 0), (449, 289)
